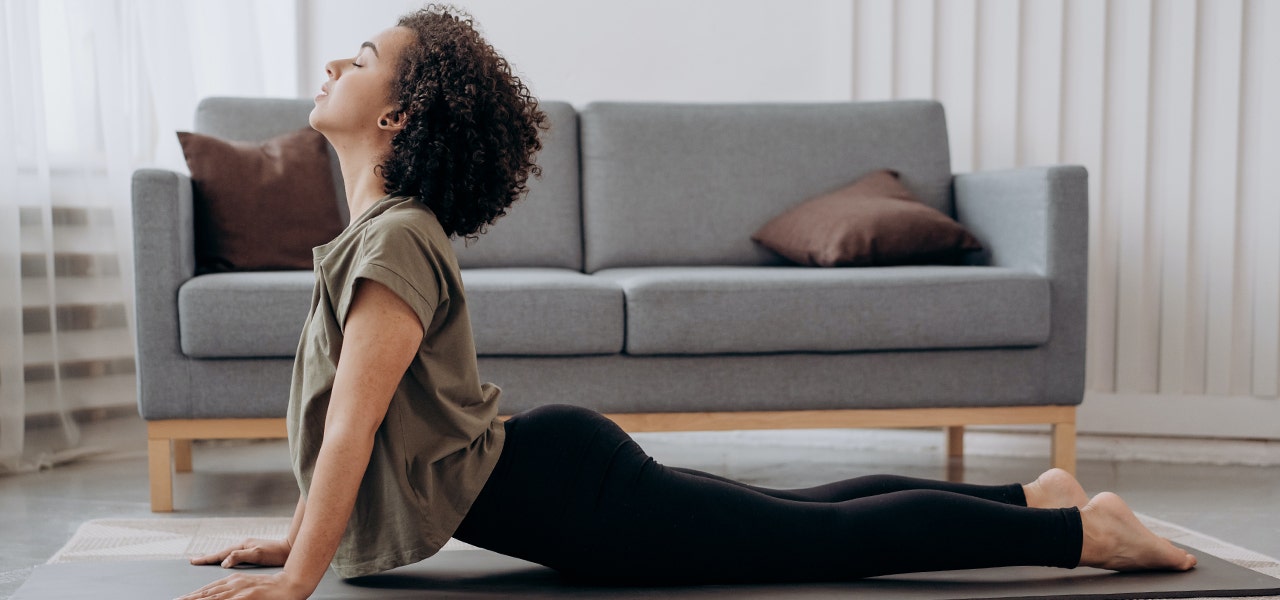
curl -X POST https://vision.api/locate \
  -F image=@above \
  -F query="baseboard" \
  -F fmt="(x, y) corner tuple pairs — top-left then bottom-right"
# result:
(1078, 392), (1280, 440)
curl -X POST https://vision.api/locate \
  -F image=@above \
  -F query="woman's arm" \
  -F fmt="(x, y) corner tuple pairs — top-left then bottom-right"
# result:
(179, 278), (424, 599)
(282, 277), (425, 594)
(287, 493), (305, 547)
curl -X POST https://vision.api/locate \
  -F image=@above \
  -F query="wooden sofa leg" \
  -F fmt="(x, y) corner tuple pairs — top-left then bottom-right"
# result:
(945, 426), (964, 458)
(173, 439), (193, 473)
(1052, 421), (1077, 475)
(148, 437), (175, 512)
(945, 426), (965, 482)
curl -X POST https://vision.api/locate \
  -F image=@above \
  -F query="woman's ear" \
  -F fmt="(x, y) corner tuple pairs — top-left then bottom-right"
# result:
(379, 111), (408, 132)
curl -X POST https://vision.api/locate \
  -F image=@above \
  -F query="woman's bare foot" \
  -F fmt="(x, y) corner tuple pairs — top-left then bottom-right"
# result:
(1023, 468), (1089, 509)
(1079, 492), (1198, 571)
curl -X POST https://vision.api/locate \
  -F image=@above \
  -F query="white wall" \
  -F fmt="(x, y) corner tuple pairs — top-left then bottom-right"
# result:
(300, 0), (854, 106)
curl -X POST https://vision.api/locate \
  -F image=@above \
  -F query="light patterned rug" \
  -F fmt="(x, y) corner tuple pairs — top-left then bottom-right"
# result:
(45, 514), (1280, 599)
(46, 517), (479, 563)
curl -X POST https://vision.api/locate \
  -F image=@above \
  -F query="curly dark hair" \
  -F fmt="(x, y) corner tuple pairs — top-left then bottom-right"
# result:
(380, 4), (549, 240)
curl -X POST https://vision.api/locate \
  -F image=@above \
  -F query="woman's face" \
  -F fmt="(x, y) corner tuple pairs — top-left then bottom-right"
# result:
(309, 26), (414, 137)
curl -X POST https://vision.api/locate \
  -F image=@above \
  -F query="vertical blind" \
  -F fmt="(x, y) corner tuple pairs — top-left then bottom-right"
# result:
(851, 0), (1279, 399)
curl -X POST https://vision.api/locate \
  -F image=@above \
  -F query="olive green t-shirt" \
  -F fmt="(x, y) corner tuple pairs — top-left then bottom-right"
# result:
(286, 194), (506, 579)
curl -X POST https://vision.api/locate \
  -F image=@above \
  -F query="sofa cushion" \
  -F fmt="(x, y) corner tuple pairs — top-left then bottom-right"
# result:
(752, 169), (982, 267)
(580, 100), (953, 272)
(179, 271), (315, 358)
(592, 266), (1050, 355)
(179, 268), (624, 358)
(177, 127), (346, 274)
(461, 269), (624, 356)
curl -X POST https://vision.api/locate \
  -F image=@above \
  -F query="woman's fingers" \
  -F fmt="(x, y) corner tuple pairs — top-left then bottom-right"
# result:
(174, 573), (287, 600)
(175, 577), (231, 599)
(221, 548), (260, 568)
(189, 545), (237, 565)
(190, 538), (289, 570)
(190, 538), (267, 566)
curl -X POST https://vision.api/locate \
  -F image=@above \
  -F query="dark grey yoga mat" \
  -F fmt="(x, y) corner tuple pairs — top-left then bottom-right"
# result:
(16, 543), (1280, 599)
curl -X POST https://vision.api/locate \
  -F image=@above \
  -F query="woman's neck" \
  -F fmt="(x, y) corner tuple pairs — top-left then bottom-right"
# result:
(333, 137), (392, 221)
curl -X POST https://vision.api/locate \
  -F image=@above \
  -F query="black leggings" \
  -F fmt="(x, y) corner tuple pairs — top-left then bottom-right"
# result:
(452, 404), (1082, 586)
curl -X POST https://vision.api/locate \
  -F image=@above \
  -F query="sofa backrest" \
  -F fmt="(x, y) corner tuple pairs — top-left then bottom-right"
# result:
(193, 97), (582, 271)
(579, 100), (953, 272)
(449, 101), (582, 270)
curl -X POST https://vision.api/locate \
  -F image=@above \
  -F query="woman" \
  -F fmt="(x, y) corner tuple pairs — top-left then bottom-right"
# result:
(179, 5), (1196, 599)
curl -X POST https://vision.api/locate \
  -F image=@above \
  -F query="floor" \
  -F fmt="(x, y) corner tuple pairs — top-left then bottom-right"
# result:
(2, 415), (1279, 599)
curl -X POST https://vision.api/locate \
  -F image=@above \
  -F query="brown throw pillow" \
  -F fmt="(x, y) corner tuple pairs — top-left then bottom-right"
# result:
(177, 127), (346, 274)
(751, 169), (982, 267)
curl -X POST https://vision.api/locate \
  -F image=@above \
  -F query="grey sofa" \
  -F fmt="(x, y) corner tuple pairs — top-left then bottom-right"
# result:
(133, 97), (1087, 511)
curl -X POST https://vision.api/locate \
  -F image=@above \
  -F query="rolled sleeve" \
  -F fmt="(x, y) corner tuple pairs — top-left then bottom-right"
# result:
(336, 223), (445, 332)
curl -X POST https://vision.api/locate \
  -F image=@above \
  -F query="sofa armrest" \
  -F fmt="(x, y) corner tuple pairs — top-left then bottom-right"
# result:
(131, 169), (195, 419)
(954, 165), (1089, 405)
(954, 165), (1087, 275)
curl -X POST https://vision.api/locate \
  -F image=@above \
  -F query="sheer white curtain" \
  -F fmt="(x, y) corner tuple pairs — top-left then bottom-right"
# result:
(0, 0), (297, 473)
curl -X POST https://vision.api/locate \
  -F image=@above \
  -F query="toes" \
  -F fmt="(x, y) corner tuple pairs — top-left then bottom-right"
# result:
(1168, 543), (1197, 571)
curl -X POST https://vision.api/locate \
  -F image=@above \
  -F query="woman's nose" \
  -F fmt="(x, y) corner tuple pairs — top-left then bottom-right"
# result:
(324, 59), (340, 79)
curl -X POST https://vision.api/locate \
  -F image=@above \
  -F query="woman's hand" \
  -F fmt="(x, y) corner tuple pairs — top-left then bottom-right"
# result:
(175, 572), (308, 600)
(190, 538), (292, 569)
